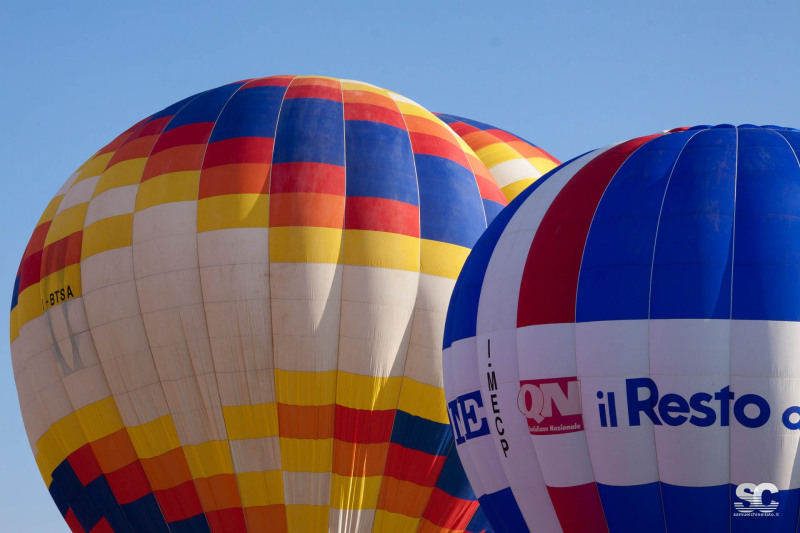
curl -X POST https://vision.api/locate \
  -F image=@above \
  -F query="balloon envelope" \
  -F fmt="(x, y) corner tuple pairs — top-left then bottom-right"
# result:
(435, 114), (560, 202)
(443, 124), (800, 532)
(10, 76), (504, 533)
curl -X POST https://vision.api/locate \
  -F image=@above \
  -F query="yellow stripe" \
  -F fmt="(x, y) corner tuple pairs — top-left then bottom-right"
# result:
(529, 156), (559, 174)
(135, 171), (199, 211)
(278, 437), (332, 472)
(476, 143), (523, 168)
(183, 440), (234, 478)
(330, 473), (382, 510)
(285, 505), (329, 533)
(269, 226), (343, 264)
(222, 403), (279, 440)
(340, 81), (386, 96)
(9, 306), (20, 343)
(13, 284), (43, 334)
(336, 373), (401, 411)
(501, 179), (536, 203)
(94, 158), (147, 197)
(274, 370), (336, 406)
(343, 230), (419, 271)
(197, 194), (269, 232)
(81, 214), (133, 258)
(126, 415), (181, 459)
(44, 204), (88, 246)
(420, 239), (470, 280)
(37, 196), (64, 226)
(373, 510), (420, 532)
(397, 379), (448, 424)
(40, 264), (82, 312)
(74, 153), (113, 182)
(392, 99), (438, 122)
(236, 471), (285, 506)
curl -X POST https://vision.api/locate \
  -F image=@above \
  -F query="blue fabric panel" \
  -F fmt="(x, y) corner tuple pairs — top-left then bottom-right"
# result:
(389, 411), (450, 456)
(481, 199), (505, 227)
(477, 488), (529, 533)
(167, 513), (212, 533)
(50, 461), (101, 531)
(776, 129), (800, 154)
(733, 128), (800, 321)
(443, 169), (547, 348)
(344, 120), (418, 205)
(208, 85), (287, 142)
(577, 131), (694, 322)
(434, 445), (476, 500)
(415, 154), (488, 248)
(148, 94), (197, 121)
(271, 97), (345, 165)
(650, 128), (736, 319)
(49, 481), (70, 517)
(84, 476), (132, 532)
(465, 505), (494, 533)
(597, 482), (665, 533)
(731, 485), (800, 533)
(121, 494), (171, 532)
(661, 483), (728, 532)
(164, 83), (244, 131)
(10, 273), (19, 311)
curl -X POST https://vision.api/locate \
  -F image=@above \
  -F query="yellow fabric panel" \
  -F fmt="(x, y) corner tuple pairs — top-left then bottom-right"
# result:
(340, 80), (387, 96)
(183, 440), (235, 478)
(476, 143), (523, 168)
(420, 240), (470, 280)
(74, 396), (125, 442)
(134, 171), (199, 211)
(12, 285), (42, 338)
(343, 230), (419, 271)
(43, 204), (88, 246)
(336, 373), (401, 411)
(397, 379), (449, 424)
(330, 473), (382, 510)
(40, 264), (82, 312)
(222, 403), (279, 440)
(391, 99), (438, 122)
(126, 415), (181, 459)
(197, 194), (269, 232)
(94, 158), (147, 197)
(237, 470), (285, 506)
(285, 505), (329, 533)
(274, 369), (336, 406)
(269, 226), (343, 264)
(373, 510), (420, 532)
(529, 156), (559, 174)
(501, 179), (536, 203)
(37, 196), (64, 226)
(74, 153), (113, 182)
(81, 214), (133, 258)
(278, 437), (332, 472)
(9, 306), (20, 343)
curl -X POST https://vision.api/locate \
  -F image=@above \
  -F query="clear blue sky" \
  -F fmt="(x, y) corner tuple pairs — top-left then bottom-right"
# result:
(2, 1), (799, 531)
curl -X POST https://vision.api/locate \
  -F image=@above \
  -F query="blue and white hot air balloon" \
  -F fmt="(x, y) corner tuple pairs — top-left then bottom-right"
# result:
(443, 124), (800, 532)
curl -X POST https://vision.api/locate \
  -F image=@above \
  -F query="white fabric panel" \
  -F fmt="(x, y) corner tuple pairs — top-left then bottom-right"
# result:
(403, 274), (454, 387)
(197, 227), (269, 267)
(531, 432), (596, 487)
(577, 320), (659, 486)
(488, 158), (540, 188)
(649, 319), (731, 487)
(55, 175), (101, 215)
(55, 171), (79, 196)
(84, 184), (137, 226)
(228, 437), (282, 472)
(329, 509), (374, 533)
(337, 265), (417, 378)
(517, 324), (576, 379)
(270, 262), (342, 373)
(282, 471), (331, 505)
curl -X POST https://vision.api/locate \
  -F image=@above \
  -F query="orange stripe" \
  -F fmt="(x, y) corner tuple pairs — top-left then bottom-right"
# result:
(277, 404), (334, 439)
(332, 441), (389, 477)
(89, 429), (139, 474)
(194, 473), (242, 511)
(140, 447), (193, 490)
(107, 134), (160, 167)
(377, 477), (432, 518)
(403, 114), (456, 140)
(244, 505), (287, 532)
(269, 192), (344, 229)
(41, 232), (82, 277)
(142, 144), (206, 181)
(198, 163), (270, 198)
(460, 131), (497, 151)
(22, 222), (51, 262)
(342, 88), (395, 109)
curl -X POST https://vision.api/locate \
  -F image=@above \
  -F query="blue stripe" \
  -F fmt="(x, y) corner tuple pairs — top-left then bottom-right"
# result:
(50, 460), (102, 531)
(10, 273), (19, 311)
(597, 482), (665, 533)
(577, 131), (695, 322)
(271, 97), (345, 165)
(732, 128), (800, 321)
(477, 488), (529, 533)
(481, 199), (505, 227)
(167, 513), (212, 533)
(84, 476), (133, 532)
(389, 410), (450, 456)
(164, 83), (244, 131)
(148, 94), (197, 121)
(344, 120), (418, 205)
(650, 128), (737, 319)
(415, 154), (487, 248)
(465, 505), (494, 533)
(434, 444), (476, 500)
(662, 483), (728, 532)
(121, 494), (170, 532)
(208, 85), (287, 142)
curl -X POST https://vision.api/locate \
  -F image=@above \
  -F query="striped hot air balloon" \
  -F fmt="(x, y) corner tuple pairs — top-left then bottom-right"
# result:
(10, 75), (503, 533)
(443, 124), (800, 532)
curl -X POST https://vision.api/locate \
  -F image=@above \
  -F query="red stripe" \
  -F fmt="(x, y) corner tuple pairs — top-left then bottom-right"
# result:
(156, 480), (205, 522)
(64, 509), (86, 533)
(517, 135), (661, 327)
(22, 221), (51, 261)
(486, 128), (525, 144)
(344, 196), (420, 237)
(344, 103), (406, 129)
(203, 137), (274, 168)
(150, 122), (214, 155)
(88, 518), (114, 533)
(95, 119), (147, 157)
(206, 507), (248, 533)
(409, 132), (470, 169)
(41, 232), (82, 278)
(284, 84), (342, 102)
(332, 405), (395, 443)
(270, 162), (345, 195)
(447, 122), (480, 136)
(67, 444), (103, 486)
(421, 487), (478, 530)
(243, 76), (295, 88)
(105, 461), (153, 505)
(18, 249), (43, 293)
(547, 483), (608, 533)
(383, 442), (445, 486)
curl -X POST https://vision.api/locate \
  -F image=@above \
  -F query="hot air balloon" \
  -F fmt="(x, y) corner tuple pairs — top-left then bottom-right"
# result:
(435, 114), (560, 202)
(10, 75), (505, 533)
(443, 124), (800, 532)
